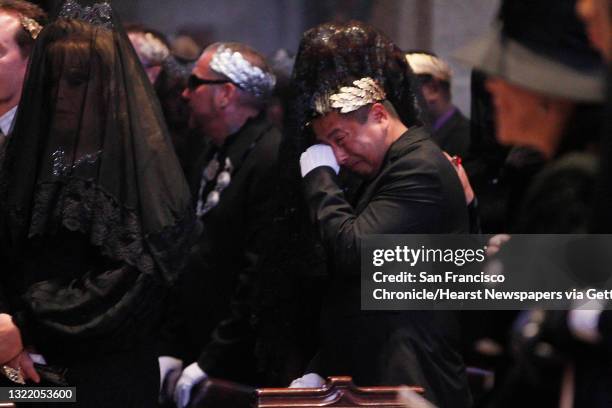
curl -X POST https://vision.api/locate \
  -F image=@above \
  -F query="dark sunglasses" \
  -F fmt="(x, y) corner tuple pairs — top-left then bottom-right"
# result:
(187, 75), (233, 91)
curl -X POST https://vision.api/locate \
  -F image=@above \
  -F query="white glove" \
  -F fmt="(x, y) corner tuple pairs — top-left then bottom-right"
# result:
(299, 144), (339, 177)
(158, 356), (183, 395)
(174, 362), (207, 408)
(289, 372), (326, 388)
(568, 299), (603, 344)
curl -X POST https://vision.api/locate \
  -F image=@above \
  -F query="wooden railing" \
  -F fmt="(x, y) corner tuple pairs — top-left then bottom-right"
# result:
(256, 376), (423, 408)
(186, 376), (423, 408)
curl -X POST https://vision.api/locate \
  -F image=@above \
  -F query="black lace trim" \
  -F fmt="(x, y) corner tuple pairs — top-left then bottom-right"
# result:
(8, 177), (195, 285)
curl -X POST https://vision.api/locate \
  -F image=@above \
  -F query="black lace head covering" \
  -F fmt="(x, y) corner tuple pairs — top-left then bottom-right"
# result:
(290, 20), (424, 147)
(1, 0), (195, 285)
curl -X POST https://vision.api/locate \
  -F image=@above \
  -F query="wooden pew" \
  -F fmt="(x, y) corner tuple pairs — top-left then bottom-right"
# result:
(256, 376), (424, 408)
(188, 378), (255, 408)
(188, 376), (424, 408)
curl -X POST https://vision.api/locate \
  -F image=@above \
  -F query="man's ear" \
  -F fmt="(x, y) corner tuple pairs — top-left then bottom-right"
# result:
(369, 102), (389, 124)
(214, 82), (237, 109)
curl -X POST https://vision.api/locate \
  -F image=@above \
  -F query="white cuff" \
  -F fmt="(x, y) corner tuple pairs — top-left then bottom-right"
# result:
(28, 353), (47, 365)
(159, 356), (183, 391)
(569, 303), (603, 344)
(174, 362), (207, 408)
(299, 144), (340, 177)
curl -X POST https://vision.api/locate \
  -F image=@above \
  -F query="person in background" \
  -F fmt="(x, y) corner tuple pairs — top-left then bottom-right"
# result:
(126, 24), (197, 176)
(265, 48), (294, 131)
(0, 2), (46, 365)
(161, 41), (281, 408)
(0, 0), (46, 152)
(458, 0), (608, 406)
(127, 24), (171, 84)
(406, 51), (471, 157)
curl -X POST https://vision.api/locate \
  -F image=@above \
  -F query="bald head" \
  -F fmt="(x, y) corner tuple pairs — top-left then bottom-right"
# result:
(182, 42), (275, 145)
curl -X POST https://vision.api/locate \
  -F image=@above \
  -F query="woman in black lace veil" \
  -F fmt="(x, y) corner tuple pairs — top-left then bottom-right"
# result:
(0, 1), (195, 405)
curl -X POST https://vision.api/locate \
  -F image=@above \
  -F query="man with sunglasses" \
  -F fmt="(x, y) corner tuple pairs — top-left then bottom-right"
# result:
(158, 42), (281, 408)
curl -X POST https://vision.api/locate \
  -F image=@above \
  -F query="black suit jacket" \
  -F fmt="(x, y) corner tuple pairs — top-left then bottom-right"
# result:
(431, 108), (471, 158)
(303, 127), (471, 407)
(168, 115), (281, 383)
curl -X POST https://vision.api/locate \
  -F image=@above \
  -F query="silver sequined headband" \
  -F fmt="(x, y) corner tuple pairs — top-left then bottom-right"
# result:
(210, 45), (276, 98)
(59, 0), (112, 28)
(314, 77), (387, 115)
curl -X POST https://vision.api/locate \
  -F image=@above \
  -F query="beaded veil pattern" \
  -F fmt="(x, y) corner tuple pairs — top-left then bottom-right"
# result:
(59, 0), (113, 28)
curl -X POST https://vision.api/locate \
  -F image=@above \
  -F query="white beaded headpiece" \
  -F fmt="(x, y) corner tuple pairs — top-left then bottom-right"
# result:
(129, 32), (170, 67)
(210, 45), (276, 98)
(314, 77), (386, 115)
(405, 53), (452, 82)
(59, 0), (112, 28)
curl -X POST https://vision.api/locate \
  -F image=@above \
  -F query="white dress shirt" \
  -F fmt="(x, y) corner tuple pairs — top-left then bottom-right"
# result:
(0, 105), (17, 137)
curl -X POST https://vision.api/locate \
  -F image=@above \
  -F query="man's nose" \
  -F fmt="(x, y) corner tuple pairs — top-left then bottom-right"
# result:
(332, 146), (348, 166)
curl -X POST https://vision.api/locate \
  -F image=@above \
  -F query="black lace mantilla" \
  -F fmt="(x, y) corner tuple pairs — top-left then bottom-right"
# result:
(9, 177), (195, 286)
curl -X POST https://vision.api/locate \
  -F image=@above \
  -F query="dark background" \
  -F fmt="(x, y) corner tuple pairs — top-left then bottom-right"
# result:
(30, 0), (499, 116)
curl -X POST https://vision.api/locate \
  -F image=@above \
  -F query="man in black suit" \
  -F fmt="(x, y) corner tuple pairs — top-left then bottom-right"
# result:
(290, 21), (471, 407)
(160, 42), (281, 408)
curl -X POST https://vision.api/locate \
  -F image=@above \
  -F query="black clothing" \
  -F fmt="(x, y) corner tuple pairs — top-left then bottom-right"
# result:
(169, 115), (281, 384)
(464, 70), (510, 233)
(493, 153), (611, 408)
(516, 153), (597, 233)
(303, 127), (471, 407)
(248, 122), (332, 387)
(431, 109), (471, 158)
(0, 10), (195, 406)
